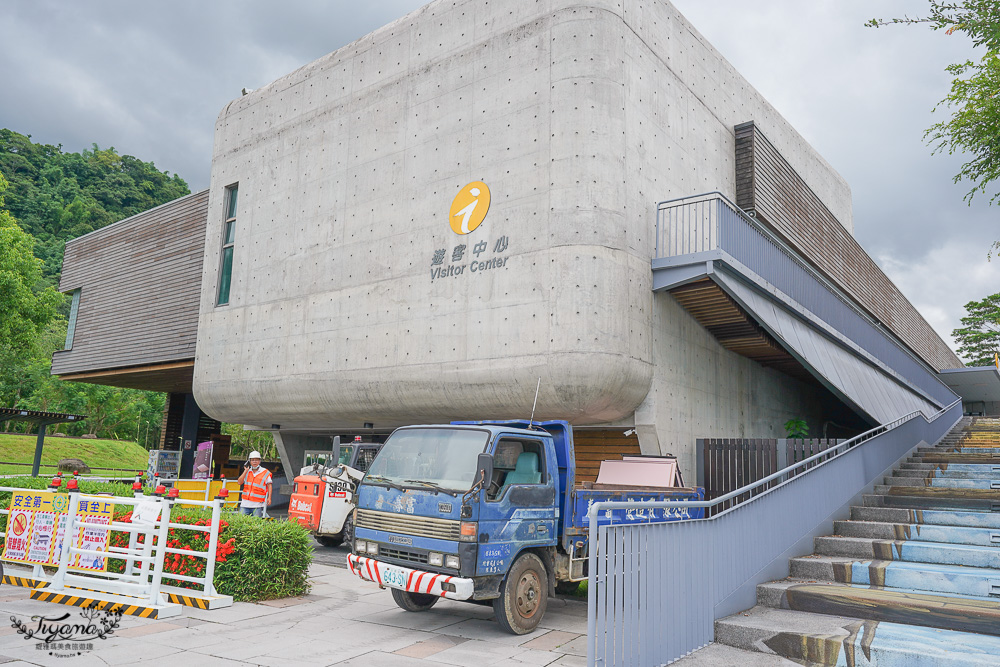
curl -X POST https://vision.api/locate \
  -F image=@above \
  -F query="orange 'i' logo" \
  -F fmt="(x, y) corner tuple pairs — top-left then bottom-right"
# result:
(449, 182), (491, 235)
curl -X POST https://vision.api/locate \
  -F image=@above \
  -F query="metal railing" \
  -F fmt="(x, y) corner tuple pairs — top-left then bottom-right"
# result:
(0, 461), (146, 476)
(655, 193), (956, 408)
(586, 398), (962, 666)
(1, 485), (230, 608)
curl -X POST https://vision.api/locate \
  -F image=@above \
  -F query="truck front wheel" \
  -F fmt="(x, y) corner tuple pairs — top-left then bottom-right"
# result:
(493, 553), (548, 635)
(391, 588), (439, 612)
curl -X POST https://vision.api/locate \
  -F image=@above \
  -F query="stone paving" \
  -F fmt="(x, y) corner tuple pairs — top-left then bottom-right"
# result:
(0, 563), (587, 666)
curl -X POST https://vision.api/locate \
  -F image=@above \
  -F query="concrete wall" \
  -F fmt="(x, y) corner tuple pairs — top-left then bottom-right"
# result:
(195, 0), (857, 476)
(637, 294), (835, 478)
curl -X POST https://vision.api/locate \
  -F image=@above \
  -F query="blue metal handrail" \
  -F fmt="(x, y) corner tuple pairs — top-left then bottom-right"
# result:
(586, 398), (961, 666)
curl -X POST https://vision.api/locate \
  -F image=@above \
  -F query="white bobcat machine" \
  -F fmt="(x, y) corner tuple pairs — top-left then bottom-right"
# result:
(288, 437), (381, 547)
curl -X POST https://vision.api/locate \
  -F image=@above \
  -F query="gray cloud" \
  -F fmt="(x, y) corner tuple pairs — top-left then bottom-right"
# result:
(2, 0), (994, 359)
(672, 0), (997, 358)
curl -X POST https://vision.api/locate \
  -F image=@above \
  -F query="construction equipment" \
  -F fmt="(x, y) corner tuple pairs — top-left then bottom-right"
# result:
(289, 438), (381, 547)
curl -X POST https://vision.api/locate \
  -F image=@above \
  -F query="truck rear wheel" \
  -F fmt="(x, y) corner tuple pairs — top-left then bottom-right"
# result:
(493, 553), (548, 635)
(391, 588), (439, 612)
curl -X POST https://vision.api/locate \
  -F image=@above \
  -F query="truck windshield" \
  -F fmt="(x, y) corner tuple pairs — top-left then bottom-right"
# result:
(365, 428), (488, 492)
(337, 445), (354, 465)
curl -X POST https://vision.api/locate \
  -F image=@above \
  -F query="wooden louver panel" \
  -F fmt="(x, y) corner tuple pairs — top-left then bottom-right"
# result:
(670, 279), (817, 386)
(573, 429), (643, 485)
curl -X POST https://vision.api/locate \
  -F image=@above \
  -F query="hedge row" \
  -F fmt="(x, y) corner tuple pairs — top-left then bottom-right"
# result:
(0, 476), (312, 601)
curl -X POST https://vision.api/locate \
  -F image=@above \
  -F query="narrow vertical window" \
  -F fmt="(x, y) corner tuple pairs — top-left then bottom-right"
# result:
(64, 289), (81, 349)
(217, 185), (237, 305)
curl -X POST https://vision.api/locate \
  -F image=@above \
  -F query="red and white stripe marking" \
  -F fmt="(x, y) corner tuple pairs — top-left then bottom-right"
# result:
(347, 554), (474, 600)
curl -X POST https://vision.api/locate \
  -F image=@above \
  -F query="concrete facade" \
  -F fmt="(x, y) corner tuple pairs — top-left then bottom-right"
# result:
(194, 1), (880, 477)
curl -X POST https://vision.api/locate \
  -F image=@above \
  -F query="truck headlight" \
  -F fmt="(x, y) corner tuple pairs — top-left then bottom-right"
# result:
(428, 552), (444, 566)
(366, 542), (379, 556)
(355, 540), (367, 554)
(459, 521), (478, 542)
(445, 555), (460, 569)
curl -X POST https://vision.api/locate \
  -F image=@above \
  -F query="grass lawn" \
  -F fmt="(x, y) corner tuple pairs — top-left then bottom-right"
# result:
(0, 433), (148, 476)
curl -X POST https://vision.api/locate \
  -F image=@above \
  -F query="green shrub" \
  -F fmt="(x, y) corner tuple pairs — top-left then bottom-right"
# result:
(212, 513), (313, 601)
(107, 507), (312, 602)
(784, 419), (810, 439)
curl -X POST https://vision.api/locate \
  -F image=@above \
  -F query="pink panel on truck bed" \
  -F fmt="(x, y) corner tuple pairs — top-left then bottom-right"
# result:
(596, 459), (679, 488)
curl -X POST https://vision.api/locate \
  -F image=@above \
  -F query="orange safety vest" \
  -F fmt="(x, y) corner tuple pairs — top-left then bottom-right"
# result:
(243, 467), (272, 504)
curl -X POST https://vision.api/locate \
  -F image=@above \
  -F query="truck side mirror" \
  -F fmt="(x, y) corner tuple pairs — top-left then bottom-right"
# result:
(476, 453), (494, 489)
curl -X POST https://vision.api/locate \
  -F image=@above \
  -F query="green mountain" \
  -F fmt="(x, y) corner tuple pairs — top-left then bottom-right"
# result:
(0, 128), (190, 289)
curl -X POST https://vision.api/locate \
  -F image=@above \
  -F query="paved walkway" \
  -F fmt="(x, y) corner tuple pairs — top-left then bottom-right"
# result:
(0, 564), (588, 666)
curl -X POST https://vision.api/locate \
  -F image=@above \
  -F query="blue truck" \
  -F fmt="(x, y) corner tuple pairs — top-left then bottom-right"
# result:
(347, 420), (704, 634)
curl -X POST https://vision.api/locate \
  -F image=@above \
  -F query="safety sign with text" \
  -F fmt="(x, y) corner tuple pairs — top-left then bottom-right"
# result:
(2, 491), (113, 571)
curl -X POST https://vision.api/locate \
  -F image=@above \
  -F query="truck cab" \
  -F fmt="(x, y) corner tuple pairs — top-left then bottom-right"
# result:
(350, 422), (568, 633)
(348, 420), (701, 634)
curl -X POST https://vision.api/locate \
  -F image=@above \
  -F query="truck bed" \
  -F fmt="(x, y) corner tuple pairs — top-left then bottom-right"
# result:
(566, 483), (705, 537)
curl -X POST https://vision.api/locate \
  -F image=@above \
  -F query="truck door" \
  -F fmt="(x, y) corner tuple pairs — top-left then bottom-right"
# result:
(477, 435), (558, 577)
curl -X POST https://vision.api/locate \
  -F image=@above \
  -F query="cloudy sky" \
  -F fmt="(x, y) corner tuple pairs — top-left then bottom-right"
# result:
(1, 0), (995, 358)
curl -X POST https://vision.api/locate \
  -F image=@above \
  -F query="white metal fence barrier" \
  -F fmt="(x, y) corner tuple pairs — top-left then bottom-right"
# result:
(1, 479), (233, 615)
(586, 399), (962, 666)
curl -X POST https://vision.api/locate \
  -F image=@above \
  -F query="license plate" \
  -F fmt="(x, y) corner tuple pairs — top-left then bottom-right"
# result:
(383, 566), (407, 590)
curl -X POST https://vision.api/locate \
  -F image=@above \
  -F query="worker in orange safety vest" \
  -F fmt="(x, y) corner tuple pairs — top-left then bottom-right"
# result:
(238, 451), (272, 517)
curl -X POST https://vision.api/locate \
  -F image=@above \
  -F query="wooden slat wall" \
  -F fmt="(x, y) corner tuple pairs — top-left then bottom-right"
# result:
(670, 279), (817, 385)
(734, 122), (960, 371)
(702, 438), (779, 514)
(52, 191), (210, 377)
(573, 429), (643, 484)
(702, 438), (840, 515)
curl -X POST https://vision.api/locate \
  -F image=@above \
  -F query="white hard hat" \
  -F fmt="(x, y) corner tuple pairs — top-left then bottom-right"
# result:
(248, 451), (262, 459)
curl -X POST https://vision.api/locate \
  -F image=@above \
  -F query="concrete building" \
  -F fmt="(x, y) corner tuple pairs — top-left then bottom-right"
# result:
(55, 0), (973, 481)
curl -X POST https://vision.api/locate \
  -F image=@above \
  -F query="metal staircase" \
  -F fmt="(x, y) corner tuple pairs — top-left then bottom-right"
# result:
(687, 417), (1000, 666)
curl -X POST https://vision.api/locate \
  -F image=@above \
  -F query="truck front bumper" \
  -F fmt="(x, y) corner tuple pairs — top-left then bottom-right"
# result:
(347, 554), (474, 601)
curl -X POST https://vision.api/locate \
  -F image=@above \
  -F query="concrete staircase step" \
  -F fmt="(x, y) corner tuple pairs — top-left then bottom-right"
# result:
(875, 485), (1000, 501)
(901, 462), (1000, 472)
(833, 519), (1000, 546)
(863, 493), (1000, 513)
(714, 606), (855, 660)
(714, 606), (1000, 666)
(814, 535), (1000, 568)
(850, 504), (1000, 529)
(669, 641), (800, 666)
(790, 554), (1000, 597)
(910, 454), (1000, 464)
(918, 447), (1000, 455)
(882, 476), (1000, 489)
(757, 579), (1000, 637)
(893, 467), (1000, 479)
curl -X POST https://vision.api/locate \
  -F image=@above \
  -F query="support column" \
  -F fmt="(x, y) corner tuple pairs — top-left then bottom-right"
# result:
(272, 432), (335, 481)
(31, 423), (49, 477)
(178, 393), (201, 478)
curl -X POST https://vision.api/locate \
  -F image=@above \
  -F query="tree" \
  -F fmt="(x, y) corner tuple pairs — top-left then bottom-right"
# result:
(867, 2), (1000, 255)
(0, 173), (62, 365)
(0, 129), (190, 289)
(222, 423), (277, 461)
(952, 293), (1000, 366)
